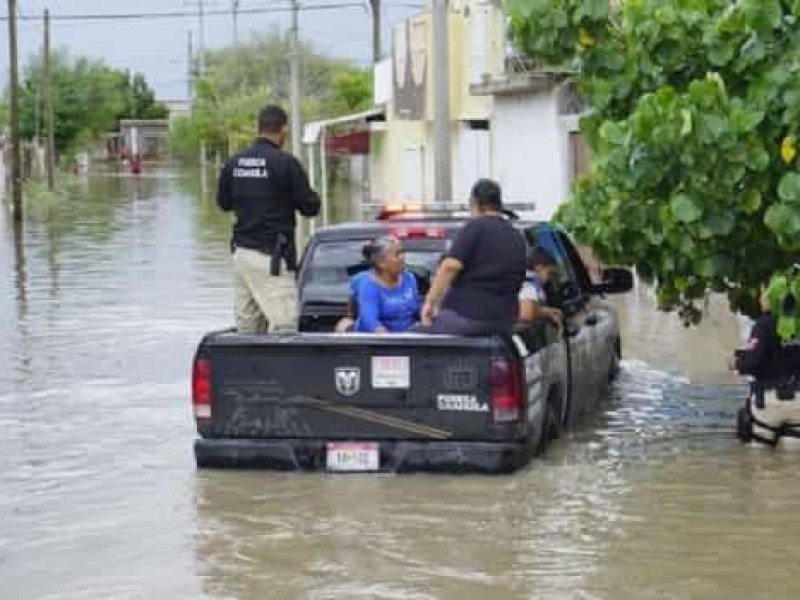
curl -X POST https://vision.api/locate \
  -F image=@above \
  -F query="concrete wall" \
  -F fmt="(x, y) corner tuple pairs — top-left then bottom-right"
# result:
(371, 3), (496, 204)
(491, 91), (568, 220)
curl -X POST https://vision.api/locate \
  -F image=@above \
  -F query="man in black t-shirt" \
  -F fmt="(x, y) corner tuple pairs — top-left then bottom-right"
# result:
(414, 179), (527, 336)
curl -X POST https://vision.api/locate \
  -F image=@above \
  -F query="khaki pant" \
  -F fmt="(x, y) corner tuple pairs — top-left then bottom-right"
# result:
(232, 247), (298, 333)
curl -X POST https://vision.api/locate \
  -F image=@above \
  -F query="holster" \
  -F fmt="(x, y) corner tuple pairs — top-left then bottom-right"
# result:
(752, 381), (766, 410)
(270, 233), (298, 277)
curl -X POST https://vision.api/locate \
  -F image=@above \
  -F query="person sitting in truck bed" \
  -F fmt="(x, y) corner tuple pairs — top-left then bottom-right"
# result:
(519, 246), (563, 328)
(414, 179), (527, 336)
(334, 246), (373, 333)
(351, 236), (421, 334)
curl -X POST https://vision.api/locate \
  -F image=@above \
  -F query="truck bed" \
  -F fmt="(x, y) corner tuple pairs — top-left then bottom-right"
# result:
(192, 329), (553, 473)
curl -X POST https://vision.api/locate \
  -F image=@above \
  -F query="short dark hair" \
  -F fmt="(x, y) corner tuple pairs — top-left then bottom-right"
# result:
(470, 178), (503, 211)
(529, 246), (556, 269)
(258, 104), (288, 134)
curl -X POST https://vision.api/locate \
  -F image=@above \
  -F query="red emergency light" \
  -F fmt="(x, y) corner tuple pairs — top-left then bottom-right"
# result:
(391, 225), (446, 239)
(376, 203), (425, 220)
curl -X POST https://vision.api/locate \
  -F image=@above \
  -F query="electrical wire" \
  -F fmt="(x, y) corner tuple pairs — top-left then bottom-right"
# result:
(0, 4), (366, 22)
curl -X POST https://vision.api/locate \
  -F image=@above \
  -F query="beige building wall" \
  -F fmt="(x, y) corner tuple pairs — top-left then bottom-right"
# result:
(370, 1), (507, 204)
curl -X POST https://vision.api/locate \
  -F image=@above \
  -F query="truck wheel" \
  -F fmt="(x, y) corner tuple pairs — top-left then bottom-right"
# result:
(543, 397), (561, 442)
(608, 340), (621, 383)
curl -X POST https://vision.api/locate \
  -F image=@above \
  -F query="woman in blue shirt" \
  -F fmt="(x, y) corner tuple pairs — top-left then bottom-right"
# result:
(354, 236), (420, 333)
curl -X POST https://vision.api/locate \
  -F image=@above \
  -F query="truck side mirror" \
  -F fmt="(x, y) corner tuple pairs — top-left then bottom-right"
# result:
(592, 267), (633, 295)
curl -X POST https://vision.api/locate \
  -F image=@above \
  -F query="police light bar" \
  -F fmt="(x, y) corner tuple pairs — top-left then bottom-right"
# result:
(370, 201), (536, 221)
(376, 203), (424, 220)
(391, 225), (446, 239)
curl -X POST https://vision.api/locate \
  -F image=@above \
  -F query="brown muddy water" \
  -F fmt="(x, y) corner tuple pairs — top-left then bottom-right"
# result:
(1, 168), (798, 600)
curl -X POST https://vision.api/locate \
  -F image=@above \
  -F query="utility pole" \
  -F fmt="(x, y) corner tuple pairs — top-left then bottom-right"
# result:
(369, 0), (381, 64)
(44, 8), (55, 190)
(187, 30), (195, 99)
(289, 0), (302, 160)
(432, 0), (452, 201)
(8, 0), (22, 221)
(232, 0), (240, 45)
(198, 0), (206, 77)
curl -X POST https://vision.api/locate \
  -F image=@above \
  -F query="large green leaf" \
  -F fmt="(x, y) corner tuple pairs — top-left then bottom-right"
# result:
(730, 107), (764, 133)
(742, 189), (763, 213)
(764, 202), (800, 238)
(778, 172), (800, 204)
(671, 194), (703, 223)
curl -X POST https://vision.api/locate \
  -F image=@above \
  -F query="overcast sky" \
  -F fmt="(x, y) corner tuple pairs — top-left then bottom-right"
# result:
(0, 0), (418, 101)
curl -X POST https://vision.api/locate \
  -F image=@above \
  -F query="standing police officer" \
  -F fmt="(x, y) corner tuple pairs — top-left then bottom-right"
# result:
(733, 287), (800, 447)
(217, 104), (321, 333)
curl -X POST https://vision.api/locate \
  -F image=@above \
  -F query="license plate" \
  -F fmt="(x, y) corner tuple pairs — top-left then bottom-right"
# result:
(326, 442), (380, 472)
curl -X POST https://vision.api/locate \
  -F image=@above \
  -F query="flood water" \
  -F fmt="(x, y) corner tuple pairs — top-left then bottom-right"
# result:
(1, 168), (798, 600)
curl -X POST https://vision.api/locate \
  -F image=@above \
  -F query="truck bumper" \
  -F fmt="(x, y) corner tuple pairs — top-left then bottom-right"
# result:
(194, 438), (533, 474)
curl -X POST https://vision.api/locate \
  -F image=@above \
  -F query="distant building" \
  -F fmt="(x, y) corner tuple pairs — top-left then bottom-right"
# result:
(105, 119), (171, 161)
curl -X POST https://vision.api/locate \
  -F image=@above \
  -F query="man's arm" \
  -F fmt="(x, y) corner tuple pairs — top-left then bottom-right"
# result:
(420, 221), (480, 324)
(519, 299), (563, 327)
(216, 161), (234, 212)
(420, 258), (463, 325)
(426, 258), (463, 307)
(519, 282), (563, 326)
(734, 317), (774, 375)
(288, 157), (321, 217)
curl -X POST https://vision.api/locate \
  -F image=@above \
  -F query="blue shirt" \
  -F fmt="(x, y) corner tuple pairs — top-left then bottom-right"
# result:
(349, 270), (370, 298)
(354, 271), (420, 333)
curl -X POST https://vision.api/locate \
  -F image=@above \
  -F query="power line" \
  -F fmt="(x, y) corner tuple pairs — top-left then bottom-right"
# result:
(0, 4), (366, 22)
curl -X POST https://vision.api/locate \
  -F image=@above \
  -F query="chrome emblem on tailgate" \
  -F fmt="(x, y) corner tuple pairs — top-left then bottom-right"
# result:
(335, 367), (361, 396)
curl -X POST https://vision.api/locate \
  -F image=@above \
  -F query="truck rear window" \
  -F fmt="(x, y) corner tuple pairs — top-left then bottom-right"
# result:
(302, 238), (450, 300)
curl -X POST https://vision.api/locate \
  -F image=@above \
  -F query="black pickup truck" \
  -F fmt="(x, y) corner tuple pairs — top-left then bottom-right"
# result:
(191, 213), (633, 473)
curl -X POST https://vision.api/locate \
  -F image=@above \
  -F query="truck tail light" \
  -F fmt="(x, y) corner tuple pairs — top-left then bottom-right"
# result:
(192, 358), (212, 420)
(490, 357), (524, 423)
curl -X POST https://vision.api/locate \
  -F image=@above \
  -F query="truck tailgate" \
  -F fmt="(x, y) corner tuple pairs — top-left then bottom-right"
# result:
(202, 333), (518, 442)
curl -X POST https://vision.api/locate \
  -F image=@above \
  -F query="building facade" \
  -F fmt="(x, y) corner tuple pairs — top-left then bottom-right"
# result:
(368, 0), (590, 219)
(303, 0), (591, 223)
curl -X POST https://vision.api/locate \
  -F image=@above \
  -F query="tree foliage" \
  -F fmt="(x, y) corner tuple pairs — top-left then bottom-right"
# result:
(506, 0), (800, 335)
(125, 73), (169, 120)
(170, 29), (373, 161)
(17, 50), (167, 157)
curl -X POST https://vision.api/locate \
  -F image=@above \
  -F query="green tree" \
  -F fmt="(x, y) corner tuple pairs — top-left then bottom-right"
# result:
(507, 0), (800, 336)
(20, 52), (126, 155)
(18, 51), (167, 158)
(126, 72), (169, 119)
(171, 29), (372, 161)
